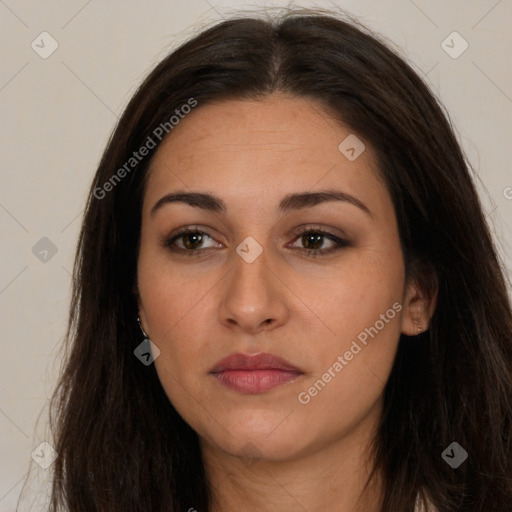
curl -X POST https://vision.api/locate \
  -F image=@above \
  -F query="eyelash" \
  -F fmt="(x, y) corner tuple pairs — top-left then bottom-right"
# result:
(163, 225), (349, 258)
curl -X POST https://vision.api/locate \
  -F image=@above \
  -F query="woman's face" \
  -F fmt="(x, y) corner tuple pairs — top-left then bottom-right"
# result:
(137, 93), (419, 462)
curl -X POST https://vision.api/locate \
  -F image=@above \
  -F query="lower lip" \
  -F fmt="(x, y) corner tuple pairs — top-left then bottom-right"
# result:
(211, 369), (302, 394)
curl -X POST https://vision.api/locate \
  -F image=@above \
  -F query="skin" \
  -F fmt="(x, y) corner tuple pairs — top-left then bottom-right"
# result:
(136, 92), (436, 511)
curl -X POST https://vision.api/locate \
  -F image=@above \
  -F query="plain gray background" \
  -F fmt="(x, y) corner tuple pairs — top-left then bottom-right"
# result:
(1, 0), (511, 509)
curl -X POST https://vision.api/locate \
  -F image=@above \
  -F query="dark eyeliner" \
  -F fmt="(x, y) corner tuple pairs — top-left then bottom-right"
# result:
(162, 225), (349, 257)
(292, 225), (350, 257)
(162, 226), (212, 257)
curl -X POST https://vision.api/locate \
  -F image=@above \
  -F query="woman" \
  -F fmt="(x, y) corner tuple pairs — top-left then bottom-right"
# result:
(28, 6), (512, 512)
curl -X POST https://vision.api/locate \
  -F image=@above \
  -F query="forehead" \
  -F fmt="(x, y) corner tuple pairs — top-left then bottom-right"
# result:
(143, 93), (388, 217)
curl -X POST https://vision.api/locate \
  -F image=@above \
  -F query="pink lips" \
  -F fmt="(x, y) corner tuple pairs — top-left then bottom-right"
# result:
(210, 352), (303, 394)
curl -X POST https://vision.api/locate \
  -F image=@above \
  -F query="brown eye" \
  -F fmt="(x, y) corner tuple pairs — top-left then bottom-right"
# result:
(181, 232), (205, 250)
(163, 227), (221, 256)
(301, 232), (324, 250)
(290, 227), (350, 257)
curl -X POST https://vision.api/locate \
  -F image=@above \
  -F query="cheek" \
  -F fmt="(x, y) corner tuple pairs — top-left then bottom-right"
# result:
(299, 243), (405, 405)
(142, 275), (215, 424)
(137, 250), (225, 418)
(137, 234), (213, 336)
(296, 292), (403, 443)
(138, 273), (213, 365)
(313, 240), (405, 340)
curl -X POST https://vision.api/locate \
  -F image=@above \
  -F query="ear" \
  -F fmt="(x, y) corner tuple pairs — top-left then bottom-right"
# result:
(401, 275), (438, 336)
(132, 282), (149, 335)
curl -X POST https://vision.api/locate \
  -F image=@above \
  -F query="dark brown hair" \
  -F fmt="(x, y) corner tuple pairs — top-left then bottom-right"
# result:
(26, 6), (512, 511)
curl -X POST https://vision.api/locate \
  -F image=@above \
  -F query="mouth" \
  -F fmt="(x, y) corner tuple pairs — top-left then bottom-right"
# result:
(209, 352), (304, 394)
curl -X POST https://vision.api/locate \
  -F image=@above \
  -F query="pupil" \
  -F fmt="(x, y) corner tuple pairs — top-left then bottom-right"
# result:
(304, 233), (322, 250)
(184, 233), (202, 249)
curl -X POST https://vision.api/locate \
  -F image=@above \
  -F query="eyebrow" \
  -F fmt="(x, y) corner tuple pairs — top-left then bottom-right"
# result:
(150, 189), (372, 217)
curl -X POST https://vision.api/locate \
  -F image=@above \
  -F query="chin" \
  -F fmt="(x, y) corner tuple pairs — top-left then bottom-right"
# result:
(224, 434), (305, 463)
(204, 411), (309, 462)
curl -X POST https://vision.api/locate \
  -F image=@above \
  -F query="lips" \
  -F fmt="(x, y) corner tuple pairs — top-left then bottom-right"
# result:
(210, 352), (303, 394)
(210, 352), (302, 373)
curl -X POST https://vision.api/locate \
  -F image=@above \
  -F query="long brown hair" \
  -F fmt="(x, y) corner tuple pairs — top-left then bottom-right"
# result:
(31, 6), (512, 511)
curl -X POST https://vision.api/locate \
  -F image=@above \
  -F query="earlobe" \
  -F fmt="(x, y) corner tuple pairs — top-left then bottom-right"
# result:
(400, 279), (438, 336)
(133, 284), (149, 336)
(137, 313), (149, 339)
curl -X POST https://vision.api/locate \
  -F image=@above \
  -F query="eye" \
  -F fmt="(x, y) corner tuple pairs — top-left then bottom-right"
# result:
(162, 224), (349, 258)
(288, 226), (349, 257)
(163, 226), (221, 256)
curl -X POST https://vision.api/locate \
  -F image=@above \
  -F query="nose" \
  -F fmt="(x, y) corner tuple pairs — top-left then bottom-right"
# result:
(218, 245), (289, 334)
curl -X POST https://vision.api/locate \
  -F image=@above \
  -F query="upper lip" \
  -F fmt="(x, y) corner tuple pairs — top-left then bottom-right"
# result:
(210, 352), (303, 373)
